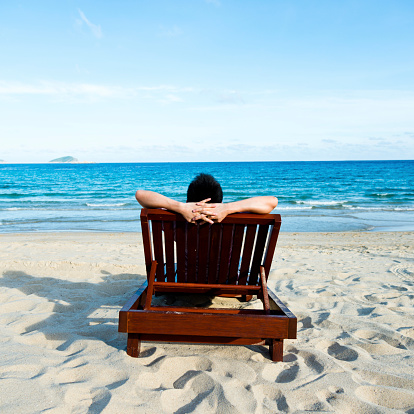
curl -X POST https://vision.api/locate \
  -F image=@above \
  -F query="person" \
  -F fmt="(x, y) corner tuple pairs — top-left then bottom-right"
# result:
(135, 173), (278, 224)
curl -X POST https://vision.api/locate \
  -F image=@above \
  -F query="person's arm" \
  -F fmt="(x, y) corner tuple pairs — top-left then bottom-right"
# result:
(135, 190), (213, 223)
(192, 196), (278, 223)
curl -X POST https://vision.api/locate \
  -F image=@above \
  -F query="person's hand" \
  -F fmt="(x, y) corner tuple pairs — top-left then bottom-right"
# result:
(192, 202), (229, 223)
(191, 198), (215, 224)
(179, 199), (214, 224)
(179, 202), (200, 223)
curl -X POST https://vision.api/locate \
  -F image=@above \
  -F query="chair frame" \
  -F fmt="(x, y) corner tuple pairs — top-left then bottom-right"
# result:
(118, 208), (296, 361)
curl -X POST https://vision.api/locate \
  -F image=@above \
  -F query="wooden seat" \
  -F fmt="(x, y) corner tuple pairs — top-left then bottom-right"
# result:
(118, 209), (296, 361)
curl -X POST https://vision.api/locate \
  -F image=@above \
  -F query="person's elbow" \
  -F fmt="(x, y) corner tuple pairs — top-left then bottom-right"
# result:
(265, 196), (278, 213)
(135, 190), (148, 206)
(135, 189), (142, 202)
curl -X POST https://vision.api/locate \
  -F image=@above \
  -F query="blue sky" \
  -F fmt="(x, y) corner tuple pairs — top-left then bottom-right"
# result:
(1, 0), (413, 162)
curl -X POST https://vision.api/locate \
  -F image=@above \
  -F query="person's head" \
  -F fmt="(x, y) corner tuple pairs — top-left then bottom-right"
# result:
(187, 173), (223, 203)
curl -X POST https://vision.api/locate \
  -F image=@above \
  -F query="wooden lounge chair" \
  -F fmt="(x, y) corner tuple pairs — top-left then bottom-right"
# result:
(118, 209), (296, 361)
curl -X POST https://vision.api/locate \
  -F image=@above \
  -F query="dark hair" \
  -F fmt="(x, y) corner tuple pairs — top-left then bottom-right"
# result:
(187, 173), (223, 203)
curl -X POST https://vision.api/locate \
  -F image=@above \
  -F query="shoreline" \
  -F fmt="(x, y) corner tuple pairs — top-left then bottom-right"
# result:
(1, 226), (414, 235)
(1, 231), (413, 412)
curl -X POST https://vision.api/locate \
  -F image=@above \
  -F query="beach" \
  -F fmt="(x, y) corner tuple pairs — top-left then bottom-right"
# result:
(1, 231), (413, 413)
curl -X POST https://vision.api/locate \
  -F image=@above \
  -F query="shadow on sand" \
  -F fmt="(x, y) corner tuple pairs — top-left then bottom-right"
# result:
(0, 269), (144, 352)
(0, 269), (270, 359)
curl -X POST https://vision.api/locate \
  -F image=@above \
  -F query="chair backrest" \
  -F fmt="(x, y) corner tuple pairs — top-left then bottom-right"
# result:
(140, 209), (281, 286)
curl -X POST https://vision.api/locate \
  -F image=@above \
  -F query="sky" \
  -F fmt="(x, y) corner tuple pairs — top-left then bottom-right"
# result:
(0, 0), (414, 163)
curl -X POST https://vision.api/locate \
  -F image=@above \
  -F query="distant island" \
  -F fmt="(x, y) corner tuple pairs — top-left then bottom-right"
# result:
(49, 156), (79, 163)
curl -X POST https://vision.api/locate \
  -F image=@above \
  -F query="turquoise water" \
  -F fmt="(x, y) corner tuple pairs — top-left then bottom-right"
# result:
(1, 161), (413, 233)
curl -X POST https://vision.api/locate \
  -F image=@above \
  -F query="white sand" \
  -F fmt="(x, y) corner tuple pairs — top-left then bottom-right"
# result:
(0, 231), (413, 413)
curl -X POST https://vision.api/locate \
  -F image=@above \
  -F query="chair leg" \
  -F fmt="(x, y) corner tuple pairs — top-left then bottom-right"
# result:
(127, 333), (141, 357)
(242, 295), (253, 302)
(270, 339), (283, 362)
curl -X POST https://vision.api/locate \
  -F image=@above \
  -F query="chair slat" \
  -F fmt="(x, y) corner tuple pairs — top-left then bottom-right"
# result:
(249, 224), (269, 285)
(140, 211), (153, 277)
(228, 224), (245, 284)
(197, 225), (210, 283)
(238, 225), (257, 285)
(263, 223), (281, 277)
(152, 221), (165, 282)
(186, 224), (198, 283)
(208, 224), (222, 284)
(217, 224), (234, 284)
(164, 221), (175, 282)
(176, 221), (186, 282)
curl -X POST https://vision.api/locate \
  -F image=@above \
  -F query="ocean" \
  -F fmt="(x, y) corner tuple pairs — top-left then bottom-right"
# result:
(1, 161), (413, 233)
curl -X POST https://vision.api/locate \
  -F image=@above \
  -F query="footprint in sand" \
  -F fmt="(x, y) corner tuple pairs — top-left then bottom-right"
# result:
(276, 364), (300, 383)
(357, 306), (376, 316)
(357, 342), (406, 355)
(298, 351), (325, 374)
(299, 315), (314, 329)
(353, 370), (414, 390)
(398, 327), (414, 340)
(135, 355), (212, 390)
(383, 283), (408, 292)
(161, 372), (257, 414)
(389, 264), (414, 285)
(354, 329), (413, 351)
(261, 361), (299, 383)
(160, 372), (217, 414)
(355, 385), (414, 412)
(64, 387), (111, 412)
(313, 312), (331, 326)
(57, 363), (128, 388)
(326, 342), (359, 361)
(61, 372), (128, 413)
(316, 386), (379, 413)
(0, 363), (45, 380)
(251, 384), (289, 413)
(297, 312), (331, 331)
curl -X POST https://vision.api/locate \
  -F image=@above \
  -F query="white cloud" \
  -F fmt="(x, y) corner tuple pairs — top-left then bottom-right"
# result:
(77, 9), (103, 39)
(0, 81), (129, 98)
(160, 94), (184, 104)
(0, 81), (198, 101)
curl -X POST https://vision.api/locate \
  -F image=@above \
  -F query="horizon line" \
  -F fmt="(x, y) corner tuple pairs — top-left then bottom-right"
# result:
(1, 159), (413, 165)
